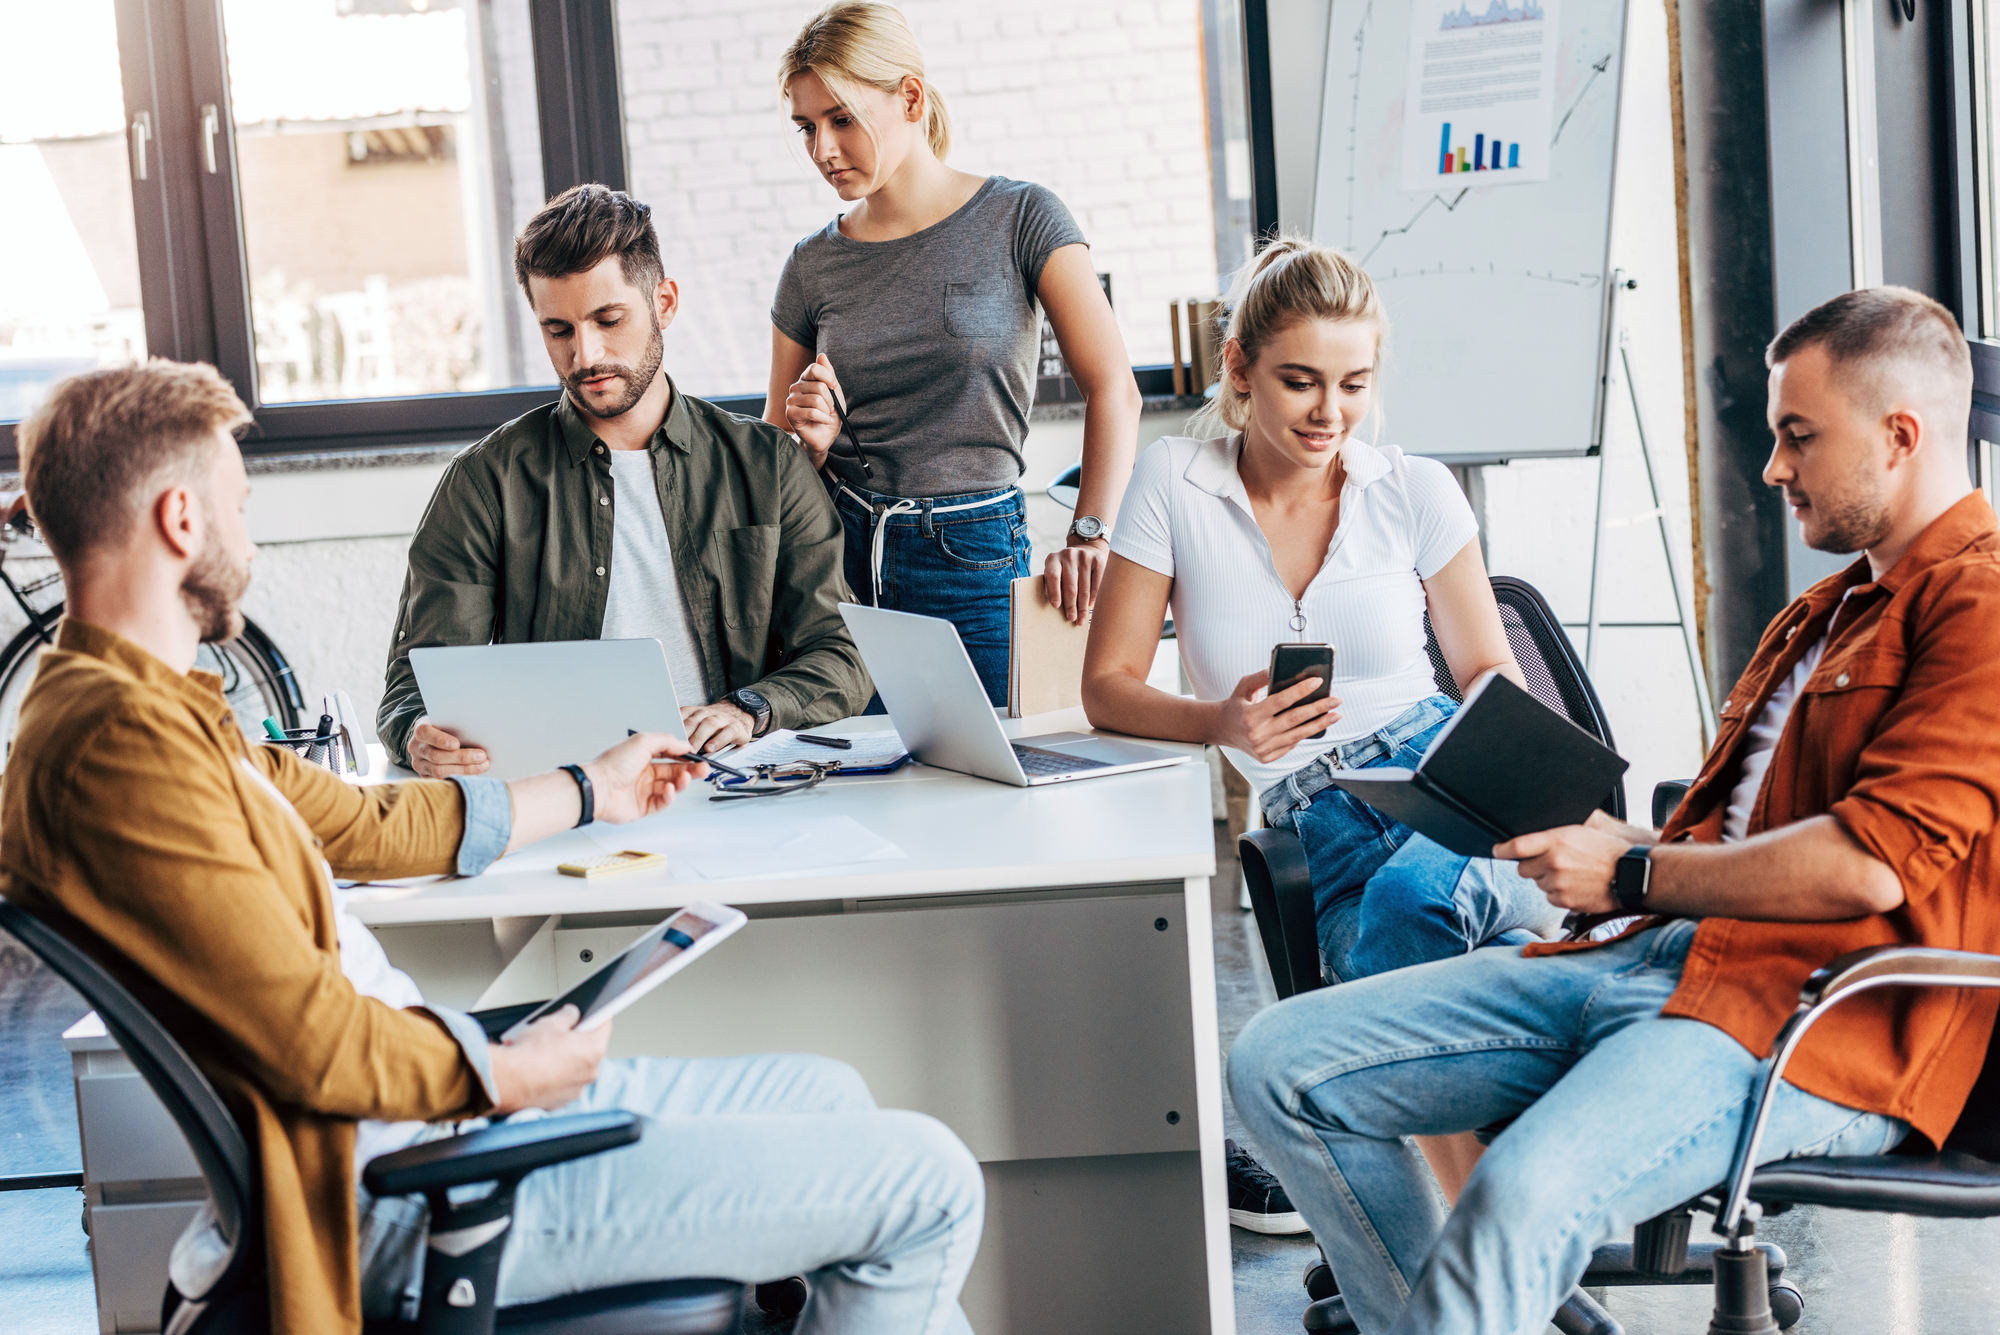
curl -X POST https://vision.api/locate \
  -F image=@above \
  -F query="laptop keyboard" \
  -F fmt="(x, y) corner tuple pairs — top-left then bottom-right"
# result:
(1012, 744), (1111, 776)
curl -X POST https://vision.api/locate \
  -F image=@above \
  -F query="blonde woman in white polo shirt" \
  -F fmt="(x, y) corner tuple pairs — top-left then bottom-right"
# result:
(1082, 238), (1562, 1211)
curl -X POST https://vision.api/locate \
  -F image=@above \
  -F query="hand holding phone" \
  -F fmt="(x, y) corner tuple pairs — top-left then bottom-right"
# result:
(1269, 642), (1336, 742)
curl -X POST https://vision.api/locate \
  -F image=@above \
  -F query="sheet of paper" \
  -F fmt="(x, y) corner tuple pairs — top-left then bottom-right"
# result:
(724, 728), (909, 771)
(584, 813), (905, 881)
(1399, 0), (1559, 192)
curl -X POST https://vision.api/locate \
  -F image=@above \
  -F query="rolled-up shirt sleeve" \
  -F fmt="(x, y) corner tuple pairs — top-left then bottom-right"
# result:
(450, 776), (514, 876)
(1831, 563), (2000, 903)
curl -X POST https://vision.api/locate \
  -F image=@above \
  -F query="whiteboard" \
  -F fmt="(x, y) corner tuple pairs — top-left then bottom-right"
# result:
(1311, 0), (1628, 464)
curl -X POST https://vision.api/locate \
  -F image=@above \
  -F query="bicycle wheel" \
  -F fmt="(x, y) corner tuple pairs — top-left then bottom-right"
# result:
(0, 608), (305, 769)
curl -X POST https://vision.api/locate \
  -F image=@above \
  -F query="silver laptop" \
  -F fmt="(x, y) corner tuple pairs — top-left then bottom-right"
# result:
(409, 639), (687, 780)
(839, 603), (1191, 787)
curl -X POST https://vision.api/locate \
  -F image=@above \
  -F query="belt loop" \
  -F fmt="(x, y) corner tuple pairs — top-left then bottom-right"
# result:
(920, 498), (936, 538)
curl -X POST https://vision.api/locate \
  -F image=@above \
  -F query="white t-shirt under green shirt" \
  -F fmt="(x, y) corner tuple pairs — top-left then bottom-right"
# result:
(600, 448), (709, 705)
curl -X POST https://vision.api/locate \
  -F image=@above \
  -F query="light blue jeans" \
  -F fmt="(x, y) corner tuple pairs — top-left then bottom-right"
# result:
(360, 1053), (983, 1334)
(1261, 695), (1566, 983)
(1227, 919), (1906, 1335)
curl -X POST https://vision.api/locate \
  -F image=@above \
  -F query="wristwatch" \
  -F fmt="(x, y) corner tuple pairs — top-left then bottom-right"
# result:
(1067, 515), (1108, 542)
(728, 686), (772, 737)
(1611, 845), (1654, 913)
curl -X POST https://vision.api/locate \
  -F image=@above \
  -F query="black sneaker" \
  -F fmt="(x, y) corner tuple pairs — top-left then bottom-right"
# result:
(1226, 1138), (1309, 1234)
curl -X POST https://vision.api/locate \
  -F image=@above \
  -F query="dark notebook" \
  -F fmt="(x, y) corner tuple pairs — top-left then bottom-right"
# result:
(1322, 673), (1629, 858)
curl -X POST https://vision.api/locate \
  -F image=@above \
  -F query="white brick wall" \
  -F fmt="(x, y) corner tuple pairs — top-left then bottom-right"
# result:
(617, 0), (1222, 398)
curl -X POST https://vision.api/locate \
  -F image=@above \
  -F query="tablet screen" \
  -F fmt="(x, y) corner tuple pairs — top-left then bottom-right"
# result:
(506, 906), (729, 1038)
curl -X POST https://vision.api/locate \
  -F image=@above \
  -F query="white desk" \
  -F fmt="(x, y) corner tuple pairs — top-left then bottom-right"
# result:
(359, 708), (1230, 1335)
(67, 709), (1230, 1334)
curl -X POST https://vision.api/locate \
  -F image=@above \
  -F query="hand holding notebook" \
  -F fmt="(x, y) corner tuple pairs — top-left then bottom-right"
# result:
(1322, 672), (1629, 859)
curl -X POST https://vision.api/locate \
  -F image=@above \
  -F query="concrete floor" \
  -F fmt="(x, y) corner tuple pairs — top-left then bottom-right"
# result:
(5, 832), (1998, 1334)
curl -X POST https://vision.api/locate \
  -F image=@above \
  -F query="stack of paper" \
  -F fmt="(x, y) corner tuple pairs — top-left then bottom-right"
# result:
(724, 728), (908, 771)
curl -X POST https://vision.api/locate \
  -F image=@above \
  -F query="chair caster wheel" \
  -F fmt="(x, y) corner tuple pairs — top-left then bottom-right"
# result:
(1303, 1259), (1338, 1302)
(1302, 1294), (1357, 1333)
(755, 1276), (809, 1319)
(1768, 1284), (1803, 1329)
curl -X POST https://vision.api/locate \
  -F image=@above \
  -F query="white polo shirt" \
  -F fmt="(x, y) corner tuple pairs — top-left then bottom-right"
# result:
(1110, 434), (1479, 798)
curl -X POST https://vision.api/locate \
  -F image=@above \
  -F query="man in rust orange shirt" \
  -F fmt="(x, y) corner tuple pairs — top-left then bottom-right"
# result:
(1229, 285), (2000, 1335)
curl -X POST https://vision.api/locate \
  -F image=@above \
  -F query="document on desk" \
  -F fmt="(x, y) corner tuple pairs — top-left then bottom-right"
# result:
(724, 728), (909, 771)
(584, 814), (905, 880)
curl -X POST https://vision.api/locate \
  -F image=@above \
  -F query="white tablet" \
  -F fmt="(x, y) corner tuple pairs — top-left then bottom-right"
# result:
(499, 900), (747, 1042)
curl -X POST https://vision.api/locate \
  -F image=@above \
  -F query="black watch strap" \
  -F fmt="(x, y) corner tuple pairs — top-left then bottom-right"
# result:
(560, 763), (594, 828)
(1612, 845), (1652, 912)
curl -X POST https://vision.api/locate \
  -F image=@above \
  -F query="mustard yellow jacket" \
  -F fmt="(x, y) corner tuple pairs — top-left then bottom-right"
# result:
(1, 619), (496, 1333)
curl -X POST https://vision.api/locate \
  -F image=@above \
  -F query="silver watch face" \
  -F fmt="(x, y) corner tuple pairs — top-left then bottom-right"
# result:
(1071, 515), (1106, 540)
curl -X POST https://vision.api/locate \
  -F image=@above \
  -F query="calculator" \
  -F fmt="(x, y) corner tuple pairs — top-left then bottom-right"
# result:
(557, 850), (668, 879)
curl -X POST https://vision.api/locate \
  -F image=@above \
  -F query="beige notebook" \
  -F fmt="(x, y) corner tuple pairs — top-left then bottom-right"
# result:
(1007, 575), (1092, 718)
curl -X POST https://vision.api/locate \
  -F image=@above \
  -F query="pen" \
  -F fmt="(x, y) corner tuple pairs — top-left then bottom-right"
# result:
(797, 733), (853, 750)
(261, 717), (287, 740)
(629, 729), (748, 779)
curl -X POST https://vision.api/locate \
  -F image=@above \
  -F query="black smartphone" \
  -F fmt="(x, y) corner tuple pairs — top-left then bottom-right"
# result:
(1269, 642), (1336, 741)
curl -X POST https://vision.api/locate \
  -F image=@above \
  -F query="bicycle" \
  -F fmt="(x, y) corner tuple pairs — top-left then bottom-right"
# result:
(0, 510), (305, 765)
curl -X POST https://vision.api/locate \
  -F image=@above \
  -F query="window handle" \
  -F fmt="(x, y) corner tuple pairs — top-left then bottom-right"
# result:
(201, 104), (219, 174)
(129, 112), (151, 181)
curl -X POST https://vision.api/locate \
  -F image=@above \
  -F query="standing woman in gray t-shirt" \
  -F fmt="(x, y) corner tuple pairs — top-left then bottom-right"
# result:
(766, 2), (1141, 706)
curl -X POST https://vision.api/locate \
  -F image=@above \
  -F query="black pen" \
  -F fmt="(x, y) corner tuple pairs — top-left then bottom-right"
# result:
(628, 729), (748, 779)
(797, 733), (853, 750)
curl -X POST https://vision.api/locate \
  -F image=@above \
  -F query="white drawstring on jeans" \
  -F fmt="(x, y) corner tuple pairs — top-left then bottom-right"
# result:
(837, 485), (1020, 607)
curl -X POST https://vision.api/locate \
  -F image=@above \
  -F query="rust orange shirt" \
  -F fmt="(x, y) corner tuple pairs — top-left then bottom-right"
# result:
(1526, 491), (2000, 1148)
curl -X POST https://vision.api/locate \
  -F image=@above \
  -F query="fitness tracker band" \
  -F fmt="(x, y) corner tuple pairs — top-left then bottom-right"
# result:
(1612, 845), (1653, 913)
(729, 687), (773, 737)
(560, 763), (594, 828)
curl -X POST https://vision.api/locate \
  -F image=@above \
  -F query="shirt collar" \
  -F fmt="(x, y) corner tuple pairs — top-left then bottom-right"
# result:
(1183, 433), (1392, 505)
(56, 618), (232, 725)
(554, 374), (691, 466)
(1872, 490), (2000, 594)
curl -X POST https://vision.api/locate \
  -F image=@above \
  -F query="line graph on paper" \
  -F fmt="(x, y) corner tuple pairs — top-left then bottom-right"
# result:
(1312, 0), (1628, 463)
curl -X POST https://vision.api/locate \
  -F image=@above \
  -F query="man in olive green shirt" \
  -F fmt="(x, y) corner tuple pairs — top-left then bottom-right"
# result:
(383, 184), (869, 774)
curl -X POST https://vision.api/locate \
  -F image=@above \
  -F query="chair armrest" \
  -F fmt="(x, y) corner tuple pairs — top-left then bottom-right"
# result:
(1651, 780), (1692, 831)
(1715, 946), (2000, 1241)
(364, 1110), (641, 1198)
(1800, 945), (2000, 1007)
(1239, 827), (1322, 999)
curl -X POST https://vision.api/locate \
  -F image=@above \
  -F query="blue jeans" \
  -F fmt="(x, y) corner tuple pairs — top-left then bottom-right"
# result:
(360, 1053), (983, 1335)
(1261, 695), (1566, 983)
(1227, 920), (1907, 1335)
(828, 479), (1030, 709)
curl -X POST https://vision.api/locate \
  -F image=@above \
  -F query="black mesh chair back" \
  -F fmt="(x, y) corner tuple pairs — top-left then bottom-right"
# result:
(0, 900), (260, 1297)
(1421, 574), (1624, 820)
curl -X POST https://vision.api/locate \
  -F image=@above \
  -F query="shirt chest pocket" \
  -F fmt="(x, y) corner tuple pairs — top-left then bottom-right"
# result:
(943, 281), (1016, 341)
(1798, 653), (1903, 732)
(706, 525), (779, 629)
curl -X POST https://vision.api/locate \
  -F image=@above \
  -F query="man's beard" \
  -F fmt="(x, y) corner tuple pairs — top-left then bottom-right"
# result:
(565, 313), (665, 420)
(181, 539), (250, 644)
(1803, 475), (1894, 555)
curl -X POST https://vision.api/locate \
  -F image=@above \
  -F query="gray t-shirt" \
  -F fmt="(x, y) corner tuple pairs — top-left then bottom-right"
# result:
(771, 176), (1086, 498)
(599, 448), (711, 705)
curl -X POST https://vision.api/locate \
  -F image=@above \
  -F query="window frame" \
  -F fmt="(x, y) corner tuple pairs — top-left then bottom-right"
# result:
(2, 0), (1264, 466)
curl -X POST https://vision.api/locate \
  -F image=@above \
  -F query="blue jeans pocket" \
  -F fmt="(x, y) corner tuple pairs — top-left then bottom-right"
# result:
(933, 512), (1025, 571)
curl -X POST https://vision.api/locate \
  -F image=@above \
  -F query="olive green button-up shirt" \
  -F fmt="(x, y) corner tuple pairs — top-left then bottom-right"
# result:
(379, 385), (871, 765)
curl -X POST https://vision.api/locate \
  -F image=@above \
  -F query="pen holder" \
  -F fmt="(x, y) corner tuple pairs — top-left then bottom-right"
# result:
(268, 723), (350, 774)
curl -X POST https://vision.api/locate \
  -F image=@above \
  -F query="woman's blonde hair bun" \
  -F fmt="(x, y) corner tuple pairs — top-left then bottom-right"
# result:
(1188, 236), (1385, 438)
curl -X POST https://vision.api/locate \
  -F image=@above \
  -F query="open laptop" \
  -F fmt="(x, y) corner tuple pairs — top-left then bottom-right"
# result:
(408, 639), (686, 780)
(840, 603), (1191, 787)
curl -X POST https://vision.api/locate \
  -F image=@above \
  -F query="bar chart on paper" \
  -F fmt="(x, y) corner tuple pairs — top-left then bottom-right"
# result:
(1437, 124), (1523, 175)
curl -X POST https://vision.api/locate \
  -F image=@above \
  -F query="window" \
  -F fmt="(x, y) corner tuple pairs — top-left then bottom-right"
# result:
(0, 1), (147, 421)
(221, 0), (554, 403)
(613, 0), (1246, 400)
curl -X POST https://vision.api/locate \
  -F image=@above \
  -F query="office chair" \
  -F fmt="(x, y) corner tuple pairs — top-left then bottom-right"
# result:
(0, 900), (746, 1335)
